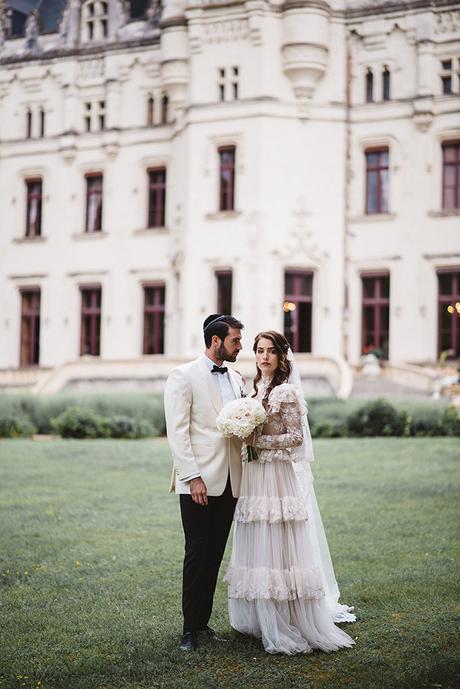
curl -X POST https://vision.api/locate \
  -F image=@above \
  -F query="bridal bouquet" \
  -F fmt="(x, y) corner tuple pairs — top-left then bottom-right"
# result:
(216, 397), (266, 462)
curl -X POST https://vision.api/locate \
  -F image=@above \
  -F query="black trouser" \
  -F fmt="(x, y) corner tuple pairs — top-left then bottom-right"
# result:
(179, 476), (237, 634)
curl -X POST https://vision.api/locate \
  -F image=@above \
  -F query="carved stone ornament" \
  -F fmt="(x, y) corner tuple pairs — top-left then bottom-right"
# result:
(434, 10), (460, 35)
(0, 0), (9, 46)
(282, 42), (328, 100)
(146, 0), (162, 29)
(25, 10), (40, 53)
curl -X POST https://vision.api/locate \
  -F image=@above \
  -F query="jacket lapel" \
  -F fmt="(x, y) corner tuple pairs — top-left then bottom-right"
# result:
(197, 356), (223, 414)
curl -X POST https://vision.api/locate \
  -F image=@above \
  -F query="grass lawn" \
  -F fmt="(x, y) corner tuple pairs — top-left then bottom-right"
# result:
(0, 437), (459, 689)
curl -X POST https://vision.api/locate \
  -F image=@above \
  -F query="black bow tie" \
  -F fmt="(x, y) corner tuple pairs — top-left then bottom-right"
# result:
(211, 365), (228, 375)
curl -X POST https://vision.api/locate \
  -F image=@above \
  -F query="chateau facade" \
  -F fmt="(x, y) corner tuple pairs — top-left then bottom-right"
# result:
(0, 0), (459, 387)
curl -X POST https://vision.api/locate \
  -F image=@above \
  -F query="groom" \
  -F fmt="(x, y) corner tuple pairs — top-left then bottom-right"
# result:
(164, 314), (245, 651)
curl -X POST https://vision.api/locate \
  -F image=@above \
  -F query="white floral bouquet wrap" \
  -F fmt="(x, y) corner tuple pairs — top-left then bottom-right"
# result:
(216, 397), (267, 462)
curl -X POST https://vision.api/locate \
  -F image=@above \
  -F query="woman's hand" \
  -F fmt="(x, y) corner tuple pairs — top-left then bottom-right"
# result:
(243, 431), (255, 446)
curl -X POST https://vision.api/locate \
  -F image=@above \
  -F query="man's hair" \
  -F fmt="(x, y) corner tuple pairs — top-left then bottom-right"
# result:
(203, 314), (244, 347)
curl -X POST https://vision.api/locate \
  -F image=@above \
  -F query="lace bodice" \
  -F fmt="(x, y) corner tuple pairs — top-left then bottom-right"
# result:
(253, 382), (305, 455)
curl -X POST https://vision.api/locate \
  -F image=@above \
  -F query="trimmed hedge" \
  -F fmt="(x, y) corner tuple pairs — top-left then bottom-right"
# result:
(0, 415), (36, 438)
(51, 407), (155, 439)
(0, 392), (458, 439)
(347, 399), (408, 437)
(0, 392), (165, 437)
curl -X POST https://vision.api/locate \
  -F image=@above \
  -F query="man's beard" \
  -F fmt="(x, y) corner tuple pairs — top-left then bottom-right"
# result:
(216, 342), (238, 363)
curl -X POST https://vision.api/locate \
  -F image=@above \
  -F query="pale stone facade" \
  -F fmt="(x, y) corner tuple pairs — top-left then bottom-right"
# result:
(0, 0), (459, 391)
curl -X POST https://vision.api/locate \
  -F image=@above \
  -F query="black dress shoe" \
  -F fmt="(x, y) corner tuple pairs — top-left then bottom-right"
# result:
(199, 626), (228, 642)
(179, 632), (197, 651)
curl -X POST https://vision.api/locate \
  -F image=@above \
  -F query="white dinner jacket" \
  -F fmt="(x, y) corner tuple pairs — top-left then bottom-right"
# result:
(164, 354), (245, 497)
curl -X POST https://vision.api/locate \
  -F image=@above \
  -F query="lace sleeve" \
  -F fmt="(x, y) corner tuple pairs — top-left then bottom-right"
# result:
(254, 385), (304, 450)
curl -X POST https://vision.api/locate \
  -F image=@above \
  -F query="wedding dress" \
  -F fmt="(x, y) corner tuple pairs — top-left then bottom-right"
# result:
(224, 379), (355, 655)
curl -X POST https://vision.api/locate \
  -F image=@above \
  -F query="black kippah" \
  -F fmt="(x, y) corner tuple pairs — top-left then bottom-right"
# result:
(203, 314), (223, 331)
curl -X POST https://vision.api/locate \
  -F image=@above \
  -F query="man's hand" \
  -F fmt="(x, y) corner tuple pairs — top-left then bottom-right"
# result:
(189, 477), (208, 506)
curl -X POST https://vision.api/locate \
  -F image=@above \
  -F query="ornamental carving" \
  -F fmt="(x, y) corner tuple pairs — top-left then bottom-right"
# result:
(435, 10), (460, 34)
(202, 18), (250, 44)
(78, 58), (105, 80)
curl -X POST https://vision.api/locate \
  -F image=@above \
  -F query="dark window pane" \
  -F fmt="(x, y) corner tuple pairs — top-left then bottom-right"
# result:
(442, 76), (452, 95)
(362, 278), (375, 299)
(297, 302), (312, 352)
(143, 285), (165, 354)
(380, 276), (390, 298)
(20, 289), (40, 366)
(216, 271), (232, 314)
(438, 273), (453, 295)
(382, 68), (390, 101)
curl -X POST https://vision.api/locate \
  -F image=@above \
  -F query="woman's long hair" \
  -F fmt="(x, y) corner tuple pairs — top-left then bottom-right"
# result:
(252, 331), (291, 401)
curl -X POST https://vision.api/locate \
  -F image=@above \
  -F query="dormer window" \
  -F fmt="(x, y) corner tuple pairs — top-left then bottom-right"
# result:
(81, 0), (108, 42)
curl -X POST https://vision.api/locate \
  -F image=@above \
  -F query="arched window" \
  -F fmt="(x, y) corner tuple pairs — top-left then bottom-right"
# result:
(382, 66), (391, 101)
(365, 68), (374, 103)
(147, 96), (155, 126)
(39, 107), (45, 137)
(26, 108), (32, 138)
(82, 0), (108, 41)
(161, 94), (169, 124)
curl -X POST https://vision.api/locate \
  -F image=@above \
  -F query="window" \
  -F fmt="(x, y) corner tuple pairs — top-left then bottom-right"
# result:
(361, 273), (390, 359)
(98, 100), (105, 130)
(85, 174), (103, 233)
(442, 141), (460, 210)
(20, 288), (40, 367)
(26, 108), (32, 138)
(80, 286), (102, 356)
(438, 270), (460, 357)
(39, 107), (45, 137)
(440, 59), (453, 95)
(283, 271), (313, 353)
(130, 0), (149, 18)
(365, 147), (389, 214)
(25, 178), (42, 237)
(143, 284), (165, 354)
(84, 102), (92, 132)
(217, 67), (239, 102)
(218, 146), (236, 212)
(382, 66), (390, 101)
(147, 167), (166, 228)
(216, 270), (232, 314)
(218, 68), (225, 101)
(232, 67), (239, 99)
(82, 0), (108, 41)
(147, 96), (155, 125)
(365, 68), (374, 103)
(83, 101), (106, 132)
(161, 94), (169, 124)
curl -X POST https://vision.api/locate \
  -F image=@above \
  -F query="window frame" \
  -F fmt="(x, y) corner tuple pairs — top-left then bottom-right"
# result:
(19, 287), (41, 367)
(437, 268), (460, 357)
(85, 172), (103, 233)
(215, 270), (233, 315)
(283, 269), (314, 353)
(142, 282), (166, 355)
(79, 284), (102, 356)
(365, 146), (389, 214)
(147, 166), (166, 229)
(25, 177), (43, 238)
(218, 145), (236, 212)
(360, 271), (390, 360)
(442, 140), (460, 210)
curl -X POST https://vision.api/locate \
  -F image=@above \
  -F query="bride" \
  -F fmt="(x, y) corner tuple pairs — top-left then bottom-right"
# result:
(224, 330), (356, 655)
